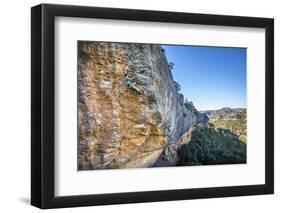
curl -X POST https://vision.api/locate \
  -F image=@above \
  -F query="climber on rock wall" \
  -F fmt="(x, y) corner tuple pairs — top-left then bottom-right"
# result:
(124, 73), (141, 93)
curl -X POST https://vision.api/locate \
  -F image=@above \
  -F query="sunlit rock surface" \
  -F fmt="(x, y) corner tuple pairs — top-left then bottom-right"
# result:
(78, 41), (206, 170)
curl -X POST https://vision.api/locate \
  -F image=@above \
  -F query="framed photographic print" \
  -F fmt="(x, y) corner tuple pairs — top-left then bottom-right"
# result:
(31, 3), (274, 209)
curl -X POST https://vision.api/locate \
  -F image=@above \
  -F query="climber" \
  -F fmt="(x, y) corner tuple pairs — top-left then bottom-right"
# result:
(124, 73), (141, 93)
(162, 126), (170, 136)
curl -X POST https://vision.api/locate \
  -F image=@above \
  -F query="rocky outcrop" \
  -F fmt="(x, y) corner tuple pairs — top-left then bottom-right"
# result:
(154, 111), (209, 167)
(195, 111), (209, 129)
(78, 41), (205, 170)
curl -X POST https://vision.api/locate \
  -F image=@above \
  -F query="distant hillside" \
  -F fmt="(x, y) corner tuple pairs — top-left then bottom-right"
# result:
(202, 108), (247, 143)
(201, 107), (245, 118)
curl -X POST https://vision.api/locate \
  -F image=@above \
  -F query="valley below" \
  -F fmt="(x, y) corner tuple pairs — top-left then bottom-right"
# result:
(176, 108), (247, 166)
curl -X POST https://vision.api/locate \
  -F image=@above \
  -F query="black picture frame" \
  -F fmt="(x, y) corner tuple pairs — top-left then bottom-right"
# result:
(31, 3), (274, 209)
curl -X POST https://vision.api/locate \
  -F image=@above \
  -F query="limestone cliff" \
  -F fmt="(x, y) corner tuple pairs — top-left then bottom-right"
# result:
(78, 41), (207, 170)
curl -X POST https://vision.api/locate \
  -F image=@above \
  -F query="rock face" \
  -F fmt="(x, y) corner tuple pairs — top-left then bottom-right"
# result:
(154, 111), (209, 167)
(195, 111), (209, 128)
(78, 41), (205, 170)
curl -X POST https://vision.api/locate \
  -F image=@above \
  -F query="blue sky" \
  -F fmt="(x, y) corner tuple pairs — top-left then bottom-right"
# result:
(162, 45), (247, 110)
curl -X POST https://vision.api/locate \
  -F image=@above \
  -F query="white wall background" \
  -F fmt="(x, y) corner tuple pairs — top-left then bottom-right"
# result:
(0, 0), (279, 212)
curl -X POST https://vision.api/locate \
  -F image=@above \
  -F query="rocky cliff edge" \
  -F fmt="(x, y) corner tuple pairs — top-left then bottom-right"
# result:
(78, 41), (208, 170)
